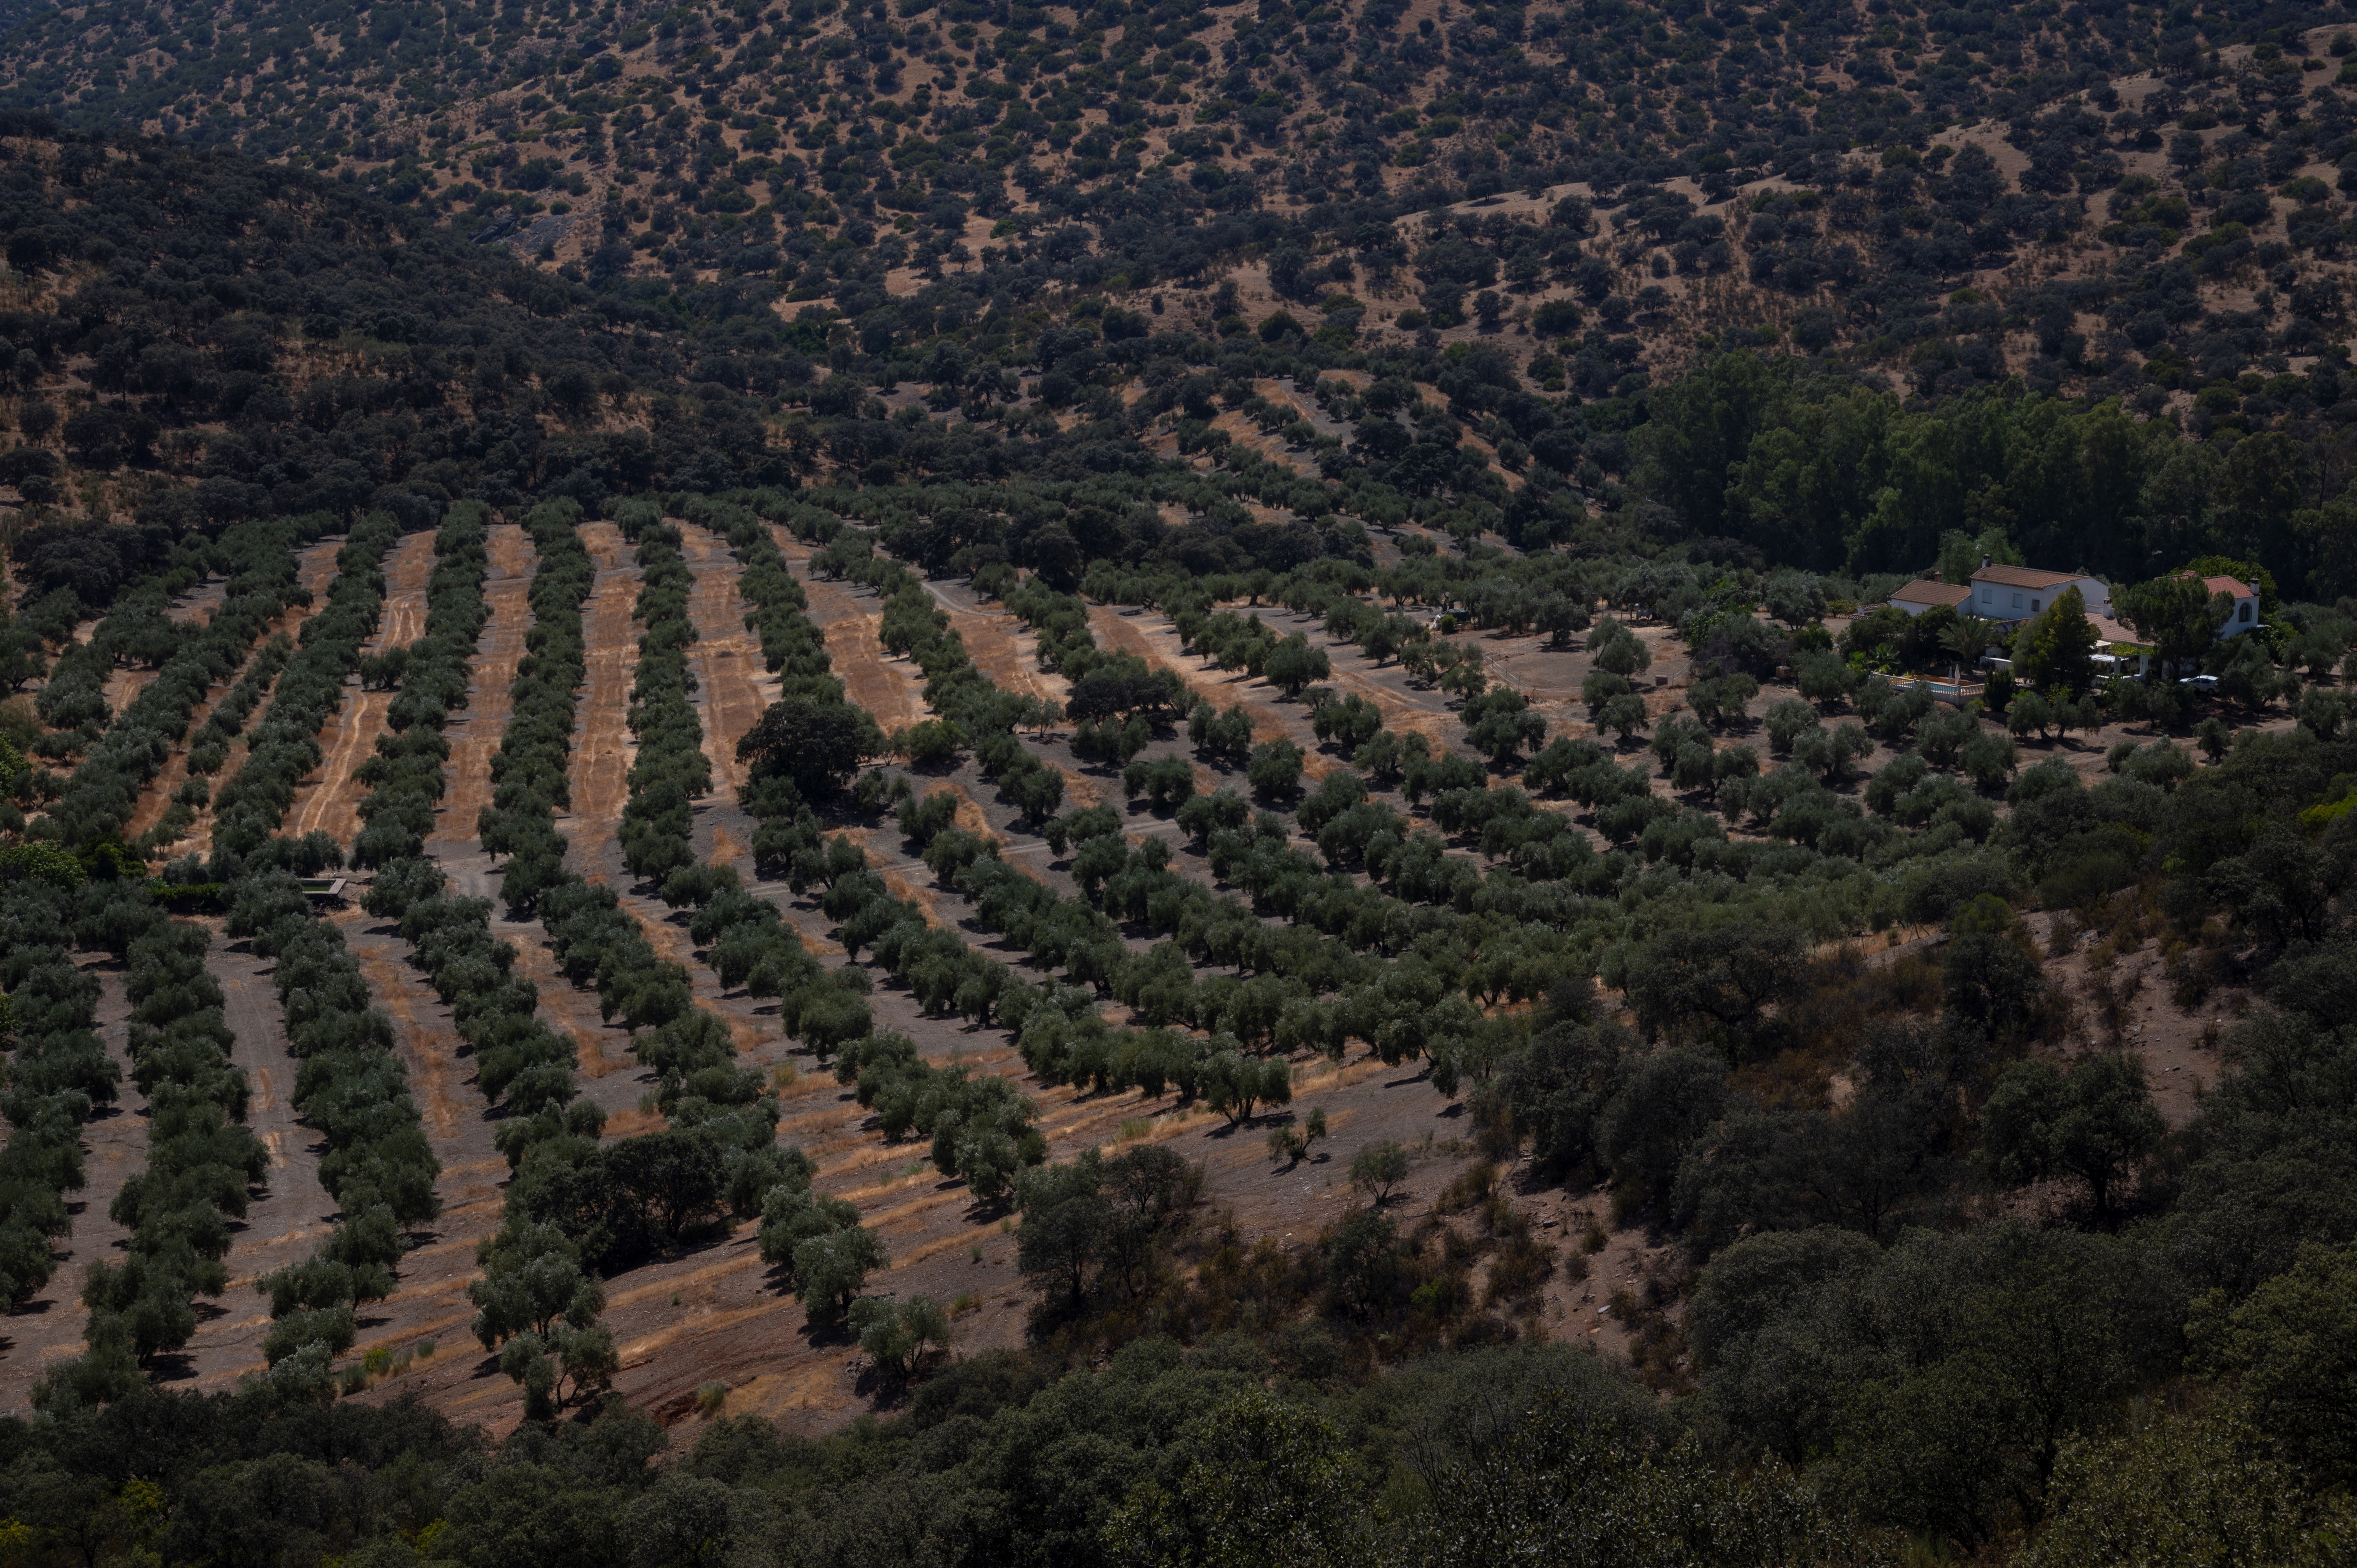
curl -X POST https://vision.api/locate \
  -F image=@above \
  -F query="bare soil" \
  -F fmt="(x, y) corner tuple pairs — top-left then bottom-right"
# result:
(433, 525), (535, 849)
(0, 964), (143, 1410)
(676, 521), (775, 800)
(182, 539), (347, 862)
(921, 577), (1069, 710)
(167, 576), (227, 627)
(290, 530), (436, 842)
(566, 522), (640, 877)
(162, 932), (337, 1386)
(780, 533), (929, 735)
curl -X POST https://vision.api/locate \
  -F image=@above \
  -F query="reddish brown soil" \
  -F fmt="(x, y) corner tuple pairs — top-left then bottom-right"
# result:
(922, 579), (1070, 709)
(433, 525), (534, 848)
(159, 929), (339, 1386)
(290, 530), (435, 842)
(0, 963), (141, 1409)
(779, 533), (929, 735)
(566, 522), (640, 876)
(677, 521), (773, 798)
(183, 539), (347, 861)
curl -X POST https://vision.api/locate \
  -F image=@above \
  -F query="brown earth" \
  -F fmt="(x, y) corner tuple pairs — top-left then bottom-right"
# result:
(181, 539), (348, 862)
(289, 530), (435, 843)
(566, 521), (641, 876)
(167, 576), (227, 627)
(97, 665), (159, 726)
(0, 964), (143, 1410)
(433, 525), (535, 848)
(921, 577), (1070, 710)
(677, 521), (776, 799)
(160, 930), (339, 1386)
(778, 532), (929, 735)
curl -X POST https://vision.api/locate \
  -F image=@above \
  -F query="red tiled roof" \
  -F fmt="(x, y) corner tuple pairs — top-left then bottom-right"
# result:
(2200, 575), (2256, 598)
(1892, 580), (1971, 607)
(2091, 616), (2143, 647)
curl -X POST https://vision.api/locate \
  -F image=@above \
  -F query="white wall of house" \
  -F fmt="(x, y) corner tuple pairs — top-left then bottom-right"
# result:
(1968, 574), (2113, 623)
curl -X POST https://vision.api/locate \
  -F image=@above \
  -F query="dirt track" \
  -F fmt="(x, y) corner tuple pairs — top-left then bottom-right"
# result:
(922, 578), (1069, 709)
(290, 530), (435, 843)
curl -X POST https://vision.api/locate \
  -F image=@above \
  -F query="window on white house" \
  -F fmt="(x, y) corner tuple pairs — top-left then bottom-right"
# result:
(2013, 593), (2023, 609)
(2031, 599), (2041, 613)
(2240, 601), (2252, 623)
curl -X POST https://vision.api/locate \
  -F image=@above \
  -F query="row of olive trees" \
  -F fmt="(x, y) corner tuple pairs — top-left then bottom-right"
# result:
(29, 561), (201, 740)
(32, 886), (261, 1410)
(35, 515), (423, 1409)
(647, 494), (1076, 1342)
(0, 542), (235, 1325)
(610, 503), (714, 883)
(348, 499), (620, 1420)
(901, 556), (1517, 1099)
(0, 529), (315, 1372)
(652, 497), (980, 1340)
(229, 507), (509, 1395)
(423, 498), (867, 1404)
(204, 520), (405, 863)
(35, 516), (327, 851)
(347, 503), (494, 870)
(201, 516), (443, 1396)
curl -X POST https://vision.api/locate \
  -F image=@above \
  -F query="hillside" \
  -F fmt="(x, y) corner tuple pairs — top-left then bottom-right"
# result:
(2, 19), (2357, 1568)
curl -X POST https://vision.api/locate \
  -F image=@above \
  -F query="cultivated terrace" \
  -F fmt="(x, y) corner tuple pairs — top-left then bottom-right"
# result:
(4, 0), (2357, 1555)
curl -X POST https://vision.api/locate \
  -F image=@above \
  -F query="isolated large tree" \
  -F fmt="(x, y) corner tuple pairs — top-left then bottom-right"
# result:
(737, 699), (880, 796)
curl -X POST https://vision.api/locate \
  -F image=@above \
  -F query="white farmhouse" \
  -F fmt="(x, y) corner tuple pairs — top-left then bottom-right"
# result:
(2190, 574), (2263, 639)
(1968, 562), (2113, 623)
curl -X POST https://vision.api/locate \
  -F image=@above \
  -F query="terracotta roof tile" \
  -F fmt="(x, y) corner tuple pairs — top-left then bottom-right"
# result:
(1892, 580), (1971, 607)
